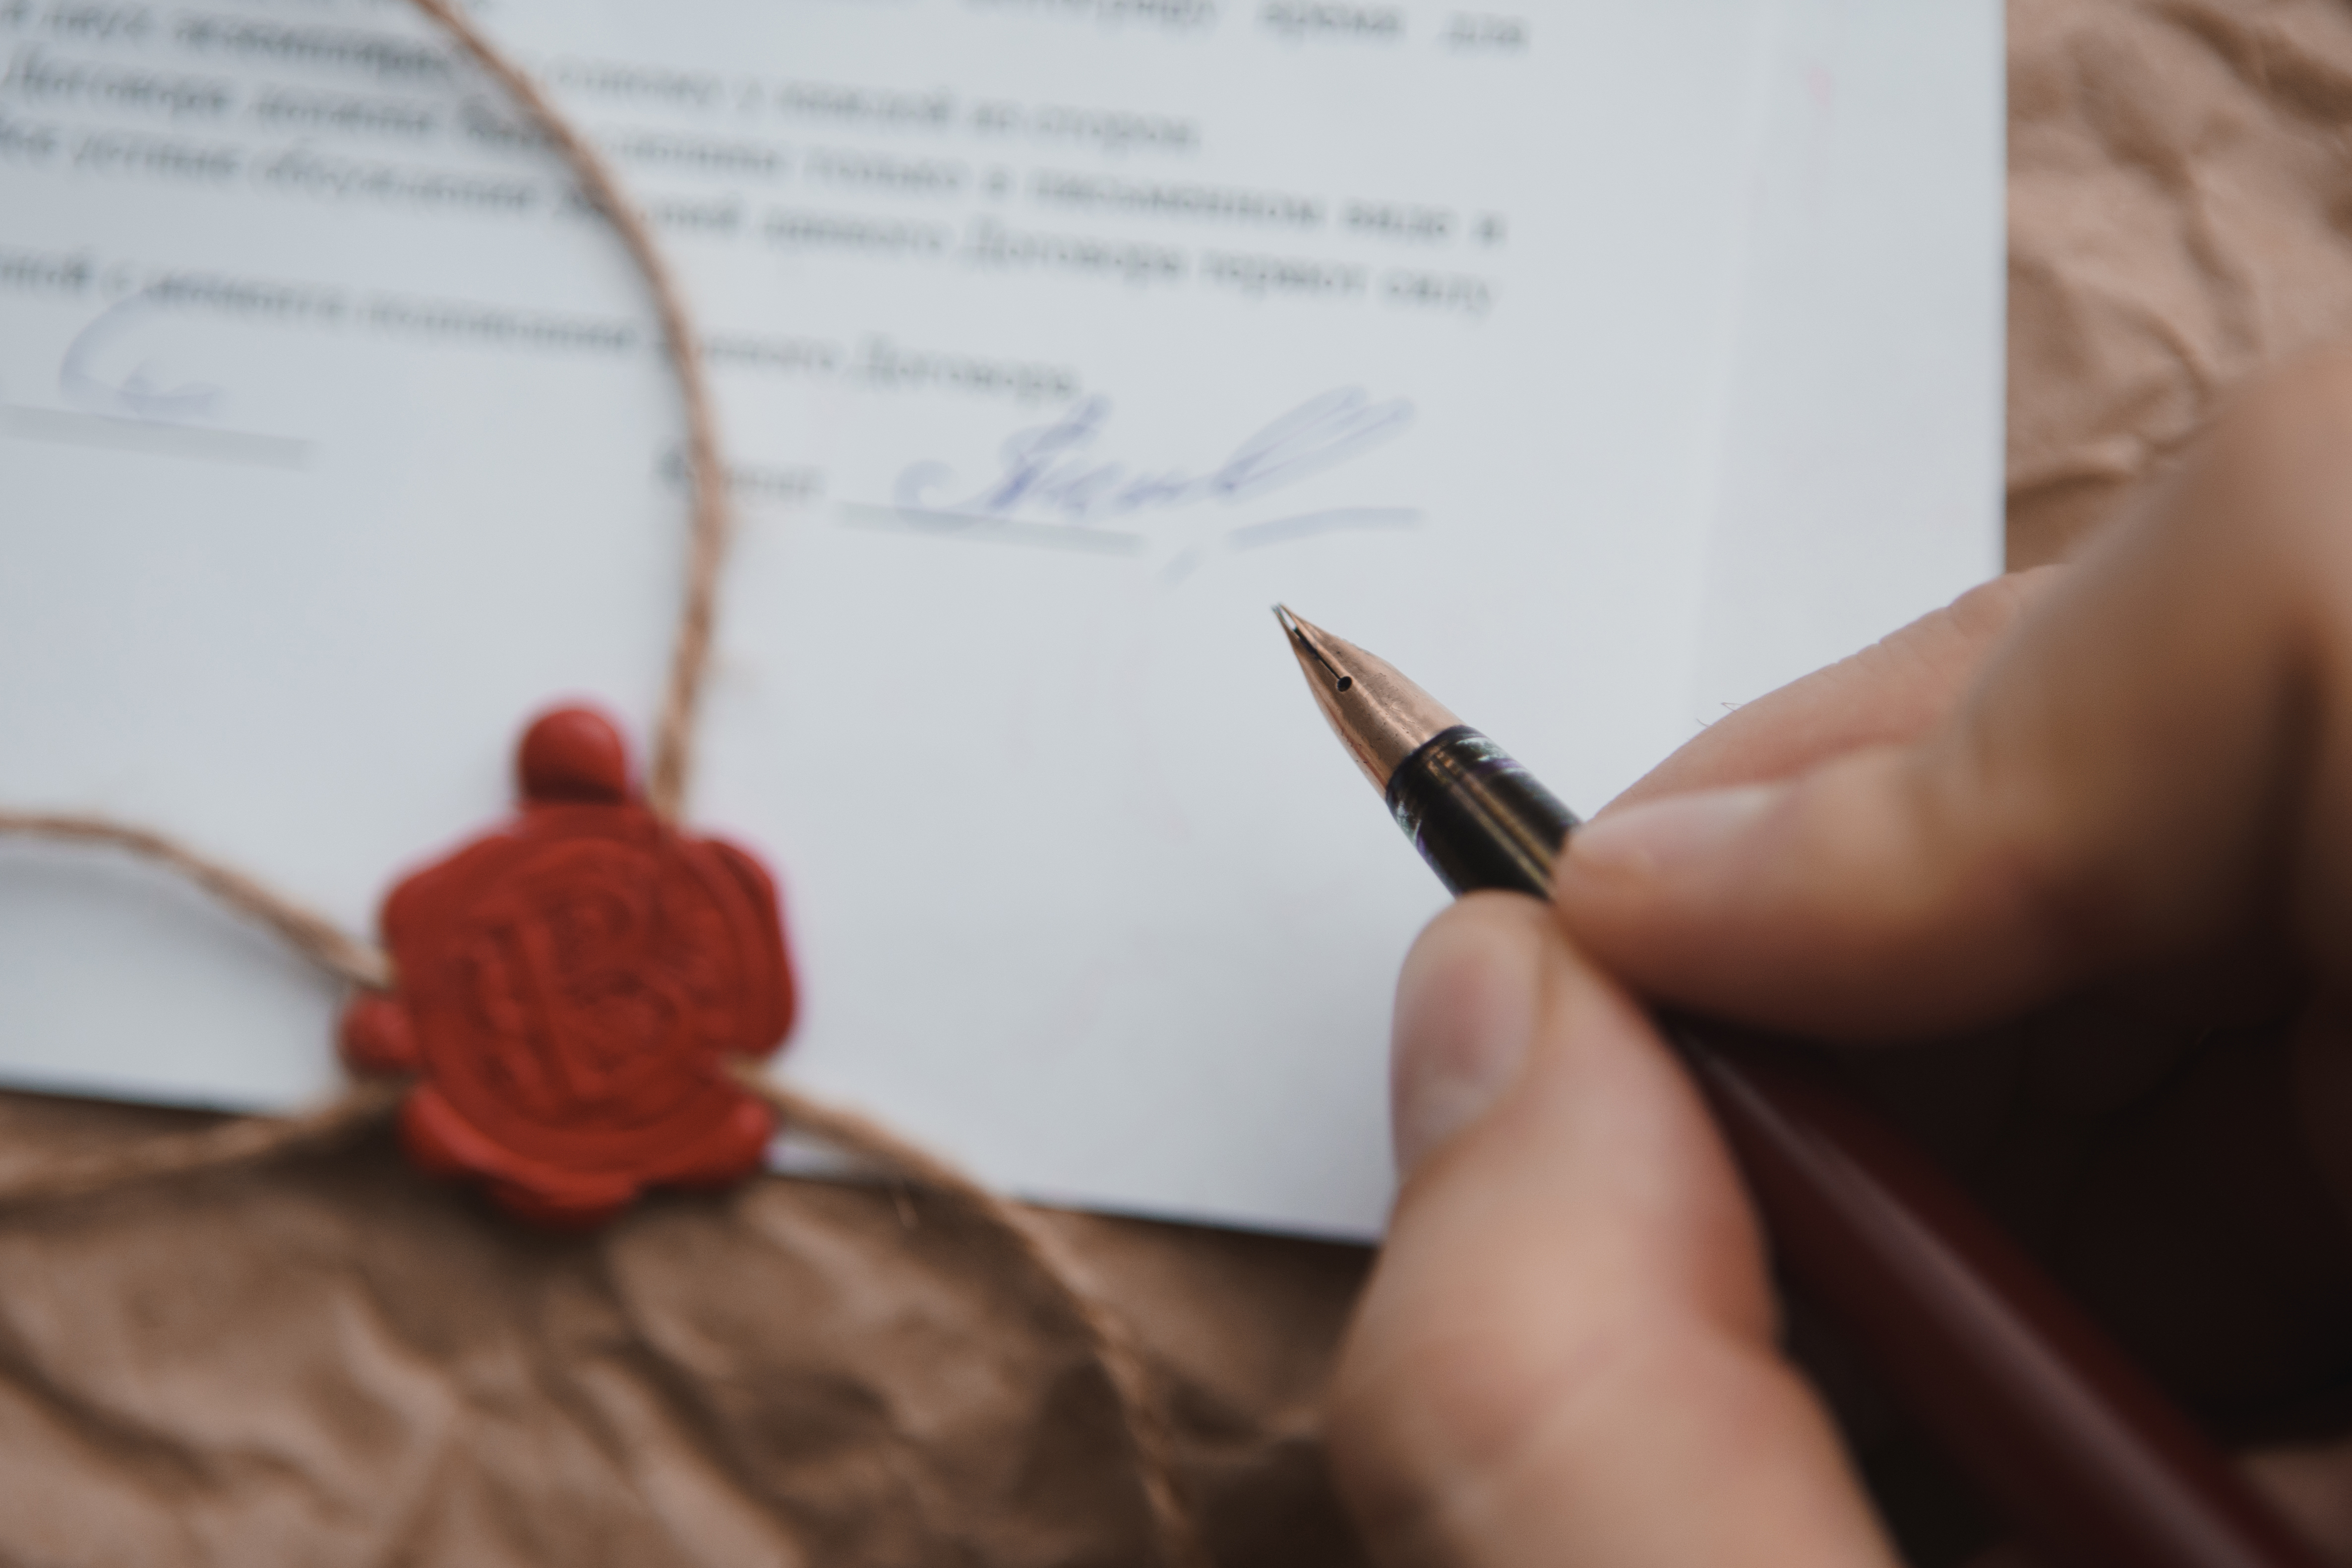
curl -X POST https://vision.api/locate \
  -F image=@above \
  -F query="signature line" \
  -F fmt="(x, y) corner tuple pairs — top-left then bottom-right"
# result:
(838, 502), (1145, 556)
(1, 405), (311, 470)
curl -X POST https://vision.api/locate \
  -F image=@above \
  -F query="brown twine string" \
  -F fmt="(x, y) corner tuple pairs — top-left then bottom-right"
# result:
(0, 9), (1209, 1565)
(404, 0), (727, 825)
(0, 810), (390, 989)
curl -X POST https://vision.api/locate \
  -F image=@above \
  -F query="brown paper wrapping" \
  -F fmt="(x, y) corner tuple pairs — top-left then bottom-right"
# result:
(0, 1092), (1368, 1564)
(2009, 0), (2352, 565)
(9, 1), (2352, 1560)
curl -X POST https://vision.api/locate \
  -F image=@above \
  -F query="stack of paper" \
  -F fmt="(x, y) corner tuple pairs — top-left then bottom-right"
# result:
(0, 0), (1999, 1237)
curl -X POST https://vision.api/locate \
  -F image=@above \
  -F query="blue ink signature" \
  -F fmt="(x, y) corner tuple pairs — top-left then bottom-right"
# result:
(59, 292), (223, 422)
(894, 386), (1415, 525)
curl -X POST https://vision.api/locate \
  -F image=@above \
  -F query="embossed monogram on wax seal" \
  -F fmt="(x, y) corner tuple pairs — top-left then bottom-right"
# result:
(339, 706), (796, 1227)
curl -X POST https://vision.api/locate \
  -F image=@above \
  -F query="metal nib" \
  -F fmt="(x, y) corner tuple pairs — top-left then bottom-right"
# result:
(1271, 604), (1461, 793)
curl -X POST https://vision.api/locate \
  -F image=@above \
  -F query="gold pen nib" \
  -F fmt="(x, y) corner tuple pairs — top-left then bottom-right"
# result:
(1272, 603), (1354, 692)
(1271, 604), (1462, 793)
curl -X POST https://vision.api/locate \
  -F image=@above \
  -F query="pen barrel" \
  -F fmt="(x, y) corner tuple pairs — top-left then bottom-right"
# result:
(1677, 1024), (2327, 1568)
(1385, 725), (1578, 897)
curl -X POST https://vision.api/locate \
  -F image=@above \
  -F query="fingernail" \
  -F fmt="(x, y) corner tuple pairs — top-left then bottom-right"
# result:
(1391, 910), (1544, 1175)
(1564, 783), (1780, 882)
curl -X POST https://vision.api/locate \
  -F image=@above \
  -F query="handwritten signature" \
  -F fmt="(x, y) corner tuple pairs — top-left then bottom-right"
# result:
(59, 292), (224, 422)
(894, 386), (1415, 526)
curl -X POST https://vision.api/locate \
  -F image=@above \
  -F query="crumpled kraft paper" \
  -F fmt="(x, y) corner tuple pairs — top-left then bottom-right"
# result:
(8, 2), (2352, 1562)
(0, 1091), (1368, 1566)
(2009, 0), (2352, 565)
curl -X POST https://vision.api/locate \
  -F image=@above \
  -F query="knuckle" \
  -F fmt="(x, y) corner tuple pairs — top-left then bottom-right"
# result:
(1813, 571), (2060, 743)
(1862, 571), (2050, 684)
(1946, 567), (2061, 641)
(1912, 721), (2138, 979)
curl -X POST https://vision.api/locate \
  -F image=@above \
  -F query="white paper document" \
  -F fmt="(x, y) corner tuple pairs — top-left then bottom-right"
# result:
(1692, 0), (2003, 720)
(0, 0), (1999, 1237)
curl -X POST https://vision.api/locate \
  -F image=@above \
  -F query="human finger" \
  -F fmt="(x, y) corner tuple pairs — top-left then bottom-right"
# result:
(1557, 352), (2352, 1038)
(1614, 567), (2060, 811)
(1328, 894), (1898, 1568)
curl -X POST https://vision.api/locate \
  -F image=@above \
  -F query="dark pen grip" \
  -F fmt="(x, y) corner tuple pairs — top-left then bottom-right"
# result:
(1677, 1025), (2325, 1568)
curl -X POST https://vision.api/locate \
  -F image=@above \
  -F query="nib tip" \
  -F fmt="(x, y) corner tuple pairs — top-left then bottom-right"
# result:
(1273, 605), (1355, 693)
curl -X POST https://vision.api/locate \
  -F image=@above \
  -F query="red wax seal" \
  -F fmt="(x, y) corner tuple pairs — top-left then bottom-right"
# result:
(339, 706), (796, 1228)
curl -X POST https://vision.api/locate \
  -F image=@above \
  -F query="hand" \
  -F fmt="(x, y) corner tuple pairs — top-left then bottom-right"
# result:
(1327, 352), (2352, 1566)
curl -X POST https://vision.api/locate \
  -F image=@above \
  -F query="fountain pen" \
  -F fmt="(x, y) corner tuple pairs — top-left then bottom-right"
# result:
(1274, 604), (2320, 1568)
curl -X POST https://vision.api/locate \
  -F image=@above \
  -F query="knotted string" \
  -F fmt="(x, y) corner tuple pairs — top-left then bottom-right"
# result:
(0, 7), (1206, 1564)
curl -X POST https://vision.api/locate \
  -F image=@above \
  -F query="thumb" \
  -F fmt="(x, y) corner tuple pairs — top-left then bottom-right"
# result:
(1327, 894), (1896, 1568)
